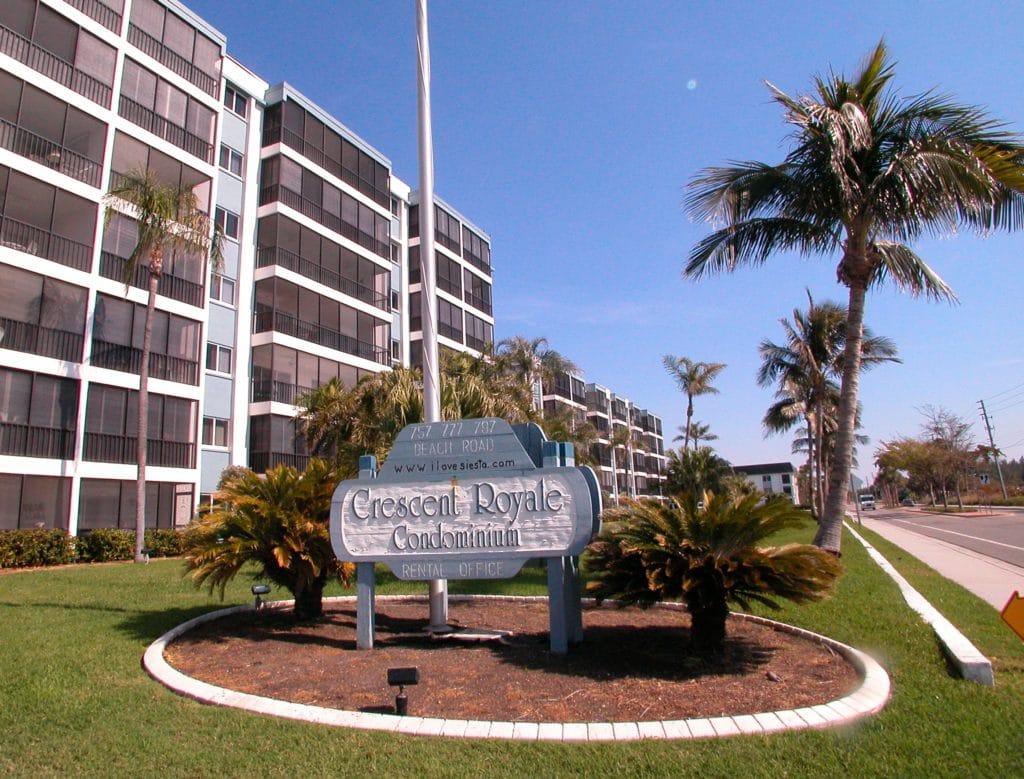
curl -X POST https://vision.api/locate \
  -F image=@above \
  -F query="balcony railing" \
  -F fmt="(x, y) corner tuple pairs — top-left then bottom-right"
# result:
(256, 246), (388, 310)
(0, 217), (93, 272)
(463, 248), (491, 275)
(259, 184), (389, 259)
(0, 119), (103, 188)
(437, 274), (461, 298)
(253, 309), (389, 365)
(0, 316), (83, 363)
(90, 339), (199, 385)
(126, 24), (219, 97)
(65, 0), (123, 33)
(0, 422), (76, 460)
(439, 322), (463, 342)
(248, 451), (309, 474)
(463, 290), (492, 316)
(99, 252), (204, 308)
(83, 431), (194, 468)
(250, 379), (315, 405)
(263, 124), (390, 208)
(0, 25), (112, 107)
(118, 96), (214, 164)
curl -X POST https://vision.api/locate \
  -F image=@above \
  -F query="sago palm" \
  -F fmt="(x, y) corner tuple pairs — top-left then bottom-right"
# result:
(182, 459), (351, 620)
(104, 168), (221, 562)
(585, 494), (841, 651)
(685, 41), (1024, 553)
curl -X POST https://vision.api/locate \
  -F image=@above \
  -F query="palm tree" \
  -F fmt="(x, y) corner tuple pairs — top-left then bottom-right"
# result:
(685, 41), (1024, 553)
(608, 424), (635, 502)
(585, 493), (841, 650)
(104, 169), (221, 562)
(758, 292), (899, 517)
(182, 459), (352, 620)
(496, 336), (578, 413)
(673, 420), (717, 447)
(661, 355), (726, 450)
(664, 446), (733, 497)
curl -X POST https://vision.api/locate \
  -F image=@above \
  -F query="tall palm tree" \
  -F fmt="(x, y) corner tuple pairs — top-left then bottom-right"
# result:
(104, 169), (221, 562)
(758, 292), (899, 517)
(661, 355), (726, 450)
(685, 41), (1024, 553)
(496, 336), (578, 413)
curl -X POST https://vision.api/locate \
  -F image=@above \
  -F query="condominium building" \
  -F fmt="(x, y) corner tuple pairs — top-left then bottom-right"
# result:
(0, 0), (493, 533)
(542, 372), (667, 501)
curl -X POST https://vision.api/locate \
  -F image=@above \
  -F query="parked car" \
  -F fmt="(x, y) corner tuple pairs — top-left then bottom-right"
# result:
(858, 494), (876, 510)
(900, 497), (915, 507)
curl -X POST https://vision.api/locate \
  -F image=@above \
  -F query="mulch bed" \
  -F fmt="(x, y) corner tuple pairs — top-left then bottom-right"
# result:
(164, 598), (859, 723)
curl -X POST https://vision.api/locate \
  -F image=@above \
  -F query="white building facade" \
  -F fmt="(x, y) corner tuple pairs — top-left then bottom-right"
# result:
(0, 0), (493, 532)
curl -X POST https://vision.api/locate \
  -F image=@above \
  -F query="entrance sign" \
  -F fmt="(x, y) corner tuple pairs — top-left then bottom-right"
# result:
(332, 469), (593, 580)
(329, 418), (601, 653)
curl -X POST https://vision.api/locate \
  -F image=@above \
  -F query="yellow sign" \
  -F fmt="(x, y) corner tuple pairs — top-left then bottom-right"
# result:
(1001, 591), (1024, 643)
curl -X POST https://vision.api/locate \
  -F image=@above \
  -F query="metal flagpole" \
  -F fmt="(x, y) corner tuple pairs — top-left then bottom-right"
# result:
(416, 0), (448, 629)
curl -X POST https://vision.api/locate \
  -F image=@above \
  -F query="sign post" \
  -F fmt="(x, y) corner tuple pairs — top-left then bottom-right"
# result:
(330, 418), (600, 652)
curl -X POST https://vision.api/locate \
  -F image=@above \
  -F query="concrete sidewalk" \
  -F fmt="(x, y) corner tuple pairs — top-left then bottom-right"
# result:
(856, 514), (1024, 611)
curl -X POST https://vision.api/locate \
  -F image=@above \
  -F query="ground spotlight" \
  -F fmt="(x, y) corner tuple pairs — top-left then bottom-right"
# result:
(251, 583), (271, 611)
(387, 667), (419, 716)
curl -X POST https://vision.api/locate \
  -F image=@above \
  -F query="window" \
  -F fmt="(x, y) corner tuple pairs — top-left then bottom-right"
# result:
(224, 84), (247, 117)
(0, 474), (71, 530)
(205, 343), (232, 373)
(202, 416), (229, 447)
(390, 289), (400, 312)
(215, 206), (239, 240)
(209, 273), (235, 304)
(218, 144), (243, 176)
(438, 299), (463, 341)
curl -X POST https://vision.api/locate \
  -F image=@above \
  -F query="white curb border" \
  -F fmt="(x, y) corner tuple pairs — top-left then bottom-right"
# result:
(143, 595), (890, 741)
(845, 522), (994, 685)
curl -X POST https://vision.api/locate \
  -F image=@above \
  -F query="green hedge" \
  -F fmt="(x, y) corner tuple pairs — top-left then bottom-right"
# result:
(0, 528), (185, 568)
(0, 529), (77, 568)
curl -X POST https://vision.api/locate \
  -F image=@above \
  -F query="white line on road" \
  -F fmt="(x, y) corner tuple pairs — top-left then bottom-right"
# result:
(892, 519), (1024, 553)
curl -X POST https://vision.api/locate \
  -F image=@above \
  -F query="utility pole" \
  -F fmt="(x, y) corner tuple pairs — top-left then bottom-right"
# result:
(978, 399), (1008, 500)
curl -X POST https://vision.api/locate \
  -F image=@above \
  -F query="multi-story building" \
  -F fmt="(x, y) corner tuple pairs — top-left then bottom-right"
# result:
(542, 372), (667, 502)
(732, 462), (800, 503)
(0, 0), (493, 533)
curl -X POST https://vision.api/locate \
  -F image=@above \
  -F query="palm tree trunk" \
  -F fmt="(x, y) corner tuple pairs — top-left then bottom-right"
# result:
(815, 281), (868, 553)
(804, 413), (816, 517)
(684, 395), (694, 450)
(134, 258), (160, 562)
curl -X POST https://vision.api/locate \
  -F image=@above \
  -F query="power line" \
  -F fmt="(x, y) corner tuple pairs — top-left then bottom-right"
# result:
(989, 397), (1024, 414)
(985, 379), (1024, 401)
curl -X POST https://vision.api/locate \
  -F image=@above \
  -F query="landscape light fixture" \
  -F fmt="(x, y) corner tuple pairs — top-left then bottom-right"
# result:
(251, 583), (271, 611)
(386, 666), (419, 716)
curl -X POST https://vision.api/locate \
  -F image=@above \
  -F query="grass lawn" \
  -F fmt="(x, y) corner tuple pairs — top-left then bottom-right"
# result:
(1, 522), (1022, 778)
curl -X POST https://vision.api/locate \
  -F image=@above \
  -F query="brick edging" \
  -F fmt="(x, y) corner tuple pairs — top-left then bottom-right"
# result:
(143, 595), (891, 741)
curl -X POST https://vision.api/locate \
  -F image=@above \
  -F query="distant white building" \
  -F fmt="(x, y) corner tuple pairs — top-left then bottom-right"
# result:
(733, 463), (799, 504)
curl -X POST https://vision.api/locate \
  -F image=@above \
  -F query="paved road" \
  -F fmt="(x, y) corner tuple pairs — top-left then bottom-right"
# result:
(857, 506), (1024, 569)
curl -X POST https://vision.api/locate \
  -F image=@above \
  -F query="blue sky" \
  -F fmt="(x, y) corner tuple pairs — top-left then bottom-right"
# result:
(187, 0), (1024, 479)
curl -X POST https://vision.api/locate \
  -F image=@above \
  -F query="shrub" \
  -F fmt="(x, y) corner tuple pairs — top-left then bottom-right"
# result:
(0, 529), (77, 569)
(585, 494), (842, 650)
(143, 529), (184, 558)
(76, 529), (134, 563)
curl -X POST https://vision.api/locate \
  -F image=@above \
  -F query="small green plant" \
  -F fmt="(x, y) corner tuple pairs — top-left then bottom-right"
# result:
(585, 493), (842, 650)
(143, 529), (183, 558)
(0, 529), (77, 568)
(182, 459), (352, 620)
(76, 529), (135, 562)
